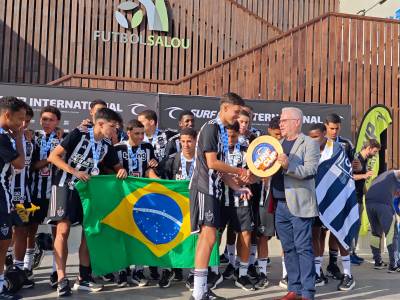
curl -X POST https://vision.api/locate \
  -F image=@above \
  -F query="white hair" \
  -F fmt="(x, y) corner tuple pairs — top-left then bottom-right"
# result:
(282, 107), (303, 130)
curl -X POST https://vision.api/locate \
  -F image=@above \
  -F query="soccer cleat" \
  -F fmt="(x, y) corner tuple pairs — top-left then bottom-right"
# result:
(350, 254), (362, 265)
(21, 270), (35, 289)
(207, 272), (223, 290)
(185, 273), (194, 291)
(279, 275), (288, 289)
(326, 263), (343, 280)
(387, 265), (400, 273)
(32, 248), (44, 270)
(24, 269), (34, 281)
(49, 271), (58, 289)
(157, 269), (175, 288)
(320, 270), (329, 284)
(315, 274), (326, 287)
(72, 277), (103, 292)
(222, 264), (235, 280)
(131, 270), (149, 287)
(338, 274), (355, 291)
(255, 272), (269, 289)
(235, 275), (256, 291)
(57, 278), (72, 297)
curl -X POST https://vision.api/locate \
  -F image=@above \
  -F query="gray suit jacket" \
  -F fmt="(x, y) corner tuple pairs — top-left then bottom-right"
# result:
(282, 133), (320, 218)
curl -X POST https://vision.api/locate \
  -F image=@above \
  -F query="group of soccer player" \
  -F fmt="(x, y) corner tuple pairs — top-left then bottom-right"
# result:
(0, 93), (397, 300)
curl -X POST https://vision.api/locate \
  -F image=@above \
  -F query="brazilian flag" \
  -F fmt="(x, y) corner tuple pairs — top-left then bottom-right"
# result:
(76, 176), (219, 275)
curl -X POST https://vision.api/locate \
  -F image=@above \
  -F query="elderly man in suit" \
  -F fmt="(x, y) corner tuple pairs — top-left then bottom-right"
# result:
(272, 107), (320, 300)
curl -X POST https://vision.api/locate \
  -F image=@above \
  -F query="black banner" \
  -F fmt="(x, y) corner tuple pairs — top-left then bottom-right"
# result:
(0, 83), (158, 131)
(159, 94), (352, 139)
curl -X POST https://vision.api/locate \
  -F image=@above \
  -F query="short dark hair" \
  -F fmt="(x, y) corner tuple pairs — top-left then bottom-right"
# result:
(138, 109), (158, 124)
(126, 119), (144, 131)
(26, 105), (34, 118)
(90, 99), (107, 109)
(40, 106), (61, 120)
(362, 139), (381, 150)
(239, 110), (251, 118)
(243, 104), (254, 112)
(0, 96), (29, 114)
(180, 127), (197, 139)
(308, 123), (326, 133)
(94, 107), (122, 124)
(178, 110), (194, 121)
(325, 113), (341, 124)
(226, 121), (240, 132)
(220, 92), (245, 107)
(268, 116), (280, 129)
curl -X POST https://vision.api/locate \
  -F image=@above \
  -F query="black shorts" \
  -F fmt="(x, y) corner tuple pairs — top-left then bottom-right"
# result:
(0, 212), (12, 240)
(220, 205), (255, 233)
(46, 186), (83, 226)
(29, 197), (50, 224)
(312, 216), (327, 230)
(257, 205), (275, 237)
(190, 190), (221, 233)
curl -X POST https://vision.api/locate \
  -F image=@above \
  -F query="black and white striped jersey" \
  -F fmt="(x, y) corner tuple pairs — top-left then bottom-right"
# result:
(30, 131), (65, 200)
(164, 133), (181, 157)
(114, 141), (155, 178)
(53, 128), (119, 190)
(223, 145), (248, 207)
(0, 131), (19, 214)
(189, 120), (225, 200)
(11, 134), (34, 204)
(158, 152), (194, 181)
(250, 127), (264, 138)
(144, 129), (176, 162)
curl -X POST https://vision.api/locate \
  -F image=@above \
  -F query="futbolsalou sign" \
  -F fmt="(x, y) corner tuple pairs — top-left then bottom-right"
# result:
(93, 0), (190, 49)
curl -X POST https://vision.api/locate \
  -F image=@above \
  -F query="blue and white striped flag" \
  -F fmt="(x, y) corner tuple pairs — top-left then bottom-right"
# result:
(316, 143), (360, 250)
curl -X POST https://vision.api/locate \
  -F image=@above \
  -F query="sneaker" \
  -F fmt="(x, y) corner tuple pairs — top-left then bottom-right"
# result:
(338, 274), (355, 291)
(149, 266), (160, 280)
(315, 274), (326, 287)
(131, 270), (149, 287)
(247, 264), (258, 279)
(185, 273), (194, 291)
(207, 272), (223, 290)
(157, 269), (175, 288)
(57, 278), (72, 297)
(22, 270), (35, 289)
(222, 264), (235, 279)
(72, 277), (103, 292)
(0, 291), (22, 300)
(189, 289), (226, 300)
(49, 271), (58, 289)
(320, 270), (329, 284)
(235, 275), (256, 291)
(352, 253), (364, 262)
(255, 273), (269, 289)
(32, 248), (44, 270)
(219, 254), (229, 264)
(117, 270), (128, 288)
(5, 255), (13, 268)
(101, 273), (115, 282)
(279, 276), (288, 289)
(387, 265), (400, 273)
(173, 268), (183, 281)
(374, 261), (388, 270)
(350, 254), (362, 265)
(24, 268), (34, 281)
(327, 263), (343, 280)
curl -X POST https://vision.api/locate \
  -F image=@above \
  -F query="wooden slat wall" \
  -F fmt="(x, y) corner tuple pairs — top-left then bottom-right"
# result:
(232, 0), (339, 31)
(0, 0), (282, 84)
(51, 13), (400, 169)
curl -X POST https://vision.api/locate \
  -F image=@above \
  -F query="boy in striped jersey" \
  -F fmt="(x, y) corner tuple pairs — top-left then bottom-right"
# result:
(0, 96), (29, 300)
(9, 106), (35, 289)
(113, 119), (158, 288)
(164, 110), (195, 157)
(47, 108), (127, 297)
(27, 106), (64, 287)
(220, 122), (256, 292)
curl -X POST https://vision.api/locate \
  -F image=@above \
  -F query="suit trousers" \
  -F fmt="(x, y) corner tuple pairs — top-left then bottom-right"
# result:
(275, 201), (315, 300)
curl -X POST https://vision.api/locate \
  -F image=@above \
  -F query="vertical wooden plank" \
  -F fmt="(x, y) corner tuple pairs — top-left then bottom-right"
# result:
(260, 47), (268, 98)
(24, 0), (36, 82)
(384, 23), (392, 107)
(355, 18), (364, 126)
(69, 0), (78, 76)
(9, 0), (22, 82)
(185, 0), (193, 76)
(61, 0), (71, 78)
(82, 0), (92, 75)
(283, 32), (292, 100)
(348, 19), (357, 130)
(334, 16), (343, 105)
(0, 0), (6, 81)
(326, 16), (336, 104)
(45, 0), (56, 82)
(39, 0), (50, 83)
(75, 0), (85, 75)
(298, 28), (306, 101)
(377, 22), (385, 104)
(90, 0), (99, 76)
(320, 17), (329, 104)
(2, 0), (14, 82)
(363, 20), (371, 111)
(17, 0), (28, 82)
(305, 22), (314, 101)
(370, 21), (378, 106)
(392, 25), (399, 168)
(293, 0), (299, 29)
(53, 0), (65, 80)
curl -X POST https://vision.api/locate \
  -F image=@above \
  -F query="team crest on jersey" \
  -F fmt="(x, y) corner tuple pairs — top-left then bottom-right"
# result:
(205, 210), (214, 222)
(0, 224), (10, 236)
(57, 206), (65, 217)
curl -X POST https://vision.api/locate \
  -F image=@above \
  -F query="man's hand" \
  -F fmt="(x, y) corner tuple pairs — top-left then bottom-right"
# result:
(149, 159), (159, 168)
(277, 153), (289, 170)
(239, 168), (252, 184)
(79, 119), (92, 132)
(56, 127), (64, 140)
(73, 170), (90, 182)
(234, 187), (253, 201)
(365, 170), (374, 179)
(116, 168), (128, 179)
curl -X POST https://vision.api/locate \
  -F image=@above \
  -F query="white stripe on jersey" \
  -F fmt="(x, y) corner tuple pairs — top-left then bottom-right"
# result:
(0, 162), (12, 213)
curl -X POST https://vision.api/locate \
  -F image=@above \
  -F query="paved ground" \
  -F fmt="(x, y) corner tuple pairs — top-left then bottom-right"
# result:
(18, 227), (400, 300)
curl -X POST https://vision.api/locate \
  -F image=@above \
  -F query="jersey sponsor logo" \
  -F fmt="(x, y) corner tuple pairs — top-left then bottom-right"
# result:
(122, 149), (148, 161)
(164, 106), (218, 120)
(165, 107), (183, 119)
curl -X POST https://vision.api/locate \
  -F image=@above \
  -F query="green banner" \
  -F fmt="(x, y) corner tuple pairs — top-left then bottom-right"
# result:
(76, 176), (219, 275)
(355, 105), (392, 236)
